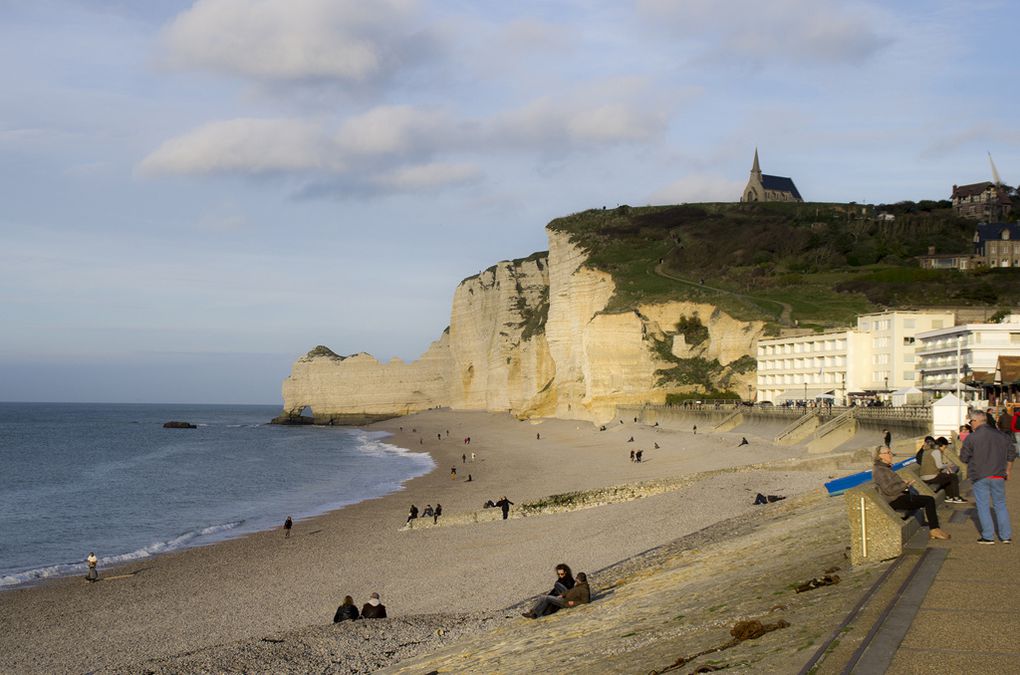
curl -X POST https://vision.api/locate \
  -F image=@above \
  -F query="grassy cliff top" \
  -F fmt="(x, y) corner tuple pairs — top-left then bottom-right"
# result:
(548, 201), (1019, 330)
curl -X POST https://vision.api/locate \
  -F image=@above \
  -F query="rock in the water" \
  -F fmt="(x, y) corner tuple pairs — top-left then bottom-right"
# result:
(162, 421), (197, 429)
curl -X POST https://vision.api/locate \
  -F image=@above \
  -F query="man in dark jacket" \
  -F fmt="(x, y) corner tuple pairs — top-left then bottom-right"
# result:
(523, 572), (591, 618)
(961, 410), (1016, 543)
(496, 496), (514, 520)
(361, 592), (387, 618)
(873, 447), (949, 540)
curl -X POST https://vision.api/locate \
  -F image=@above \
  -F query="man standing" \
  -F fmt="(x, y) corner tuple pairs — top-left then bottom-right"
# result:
(961, 410), (1016, 544)
(496, 496), (514, 520)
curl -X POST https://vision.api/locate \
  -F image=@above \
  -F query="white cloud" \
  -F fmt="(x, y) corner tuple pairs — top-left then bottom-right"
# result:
(648, 175), (745, 204)
(160, 0), (422, 83)
(637, 0), (892, 66)
(138, 118), (341, 175)
(335, 105), (457, 157)
(494, 96), (667, 148)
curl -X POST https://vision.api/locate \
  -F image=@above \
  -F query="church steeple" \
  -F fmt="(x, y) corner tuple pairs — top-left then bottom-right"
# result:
(751, 148), (761, 178)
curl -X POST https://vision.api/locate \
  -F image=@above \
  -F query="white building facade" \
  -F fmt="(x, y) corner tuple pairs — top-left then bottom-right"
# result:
(916, 317), (1020, 391)
(756, 311), (955, 404)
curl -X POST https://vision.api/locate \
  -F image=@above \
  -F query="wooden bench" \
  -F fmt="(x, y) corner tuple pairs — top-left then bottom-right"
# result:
(845, 466), (945, 566)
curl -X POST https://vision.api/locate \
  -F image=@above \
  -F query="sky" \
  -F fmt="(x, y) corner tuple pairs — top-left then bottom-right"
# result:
(1, 0), (1018, 405)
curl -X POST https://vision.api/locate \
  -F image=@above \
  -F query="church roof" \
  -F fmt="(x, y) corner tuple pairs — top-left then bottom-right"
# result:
(760, 174), (802, 200)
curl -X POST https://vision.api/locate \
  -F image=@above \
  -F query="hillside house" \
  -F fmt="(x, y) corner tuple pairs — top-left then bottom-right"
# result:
(974, 222), (1020, 267)
(952, 181), (1013, 221)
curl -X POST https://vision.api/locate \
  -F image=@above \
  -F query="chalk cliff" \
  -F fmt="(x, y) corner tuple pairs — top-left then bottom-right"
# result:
(279, 227), (766, 423)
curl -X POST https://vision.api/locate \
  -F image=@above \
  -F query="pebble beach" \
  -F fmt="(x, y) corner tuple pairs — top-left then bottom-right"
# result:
(0, 410), (834, 673)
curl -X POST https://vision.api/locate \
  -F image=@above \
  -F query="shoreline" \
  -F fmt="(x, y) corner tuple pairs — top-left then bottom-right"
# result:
(0, 426), (435, 592)
(0, 409), (836, 673)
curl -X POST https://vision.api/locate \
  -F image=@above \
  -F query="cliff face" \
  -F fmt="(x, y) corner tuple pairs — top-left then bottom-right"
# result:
(280, 228), (766, 423)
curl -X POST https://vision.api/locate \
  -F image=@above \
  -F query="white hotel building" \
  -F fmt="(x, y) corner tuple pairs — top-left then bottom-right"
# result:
(916, 317), (1020, 390)
(756, 311), (955, 404)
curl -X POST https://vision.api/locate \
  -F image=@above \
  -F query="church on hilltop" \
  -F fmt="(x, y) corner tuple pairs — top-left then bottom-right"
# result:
(740, 149), (803, 203)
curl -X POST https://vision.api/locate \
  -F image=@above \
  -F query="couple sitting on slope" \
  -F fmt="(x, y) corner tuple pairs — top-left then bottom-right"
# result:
(521, 563), (590, 619)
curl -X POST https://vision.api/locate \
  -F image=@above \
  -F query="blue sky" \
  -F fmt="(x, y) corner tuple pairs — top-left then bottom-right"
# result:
(1, 0), (1017, 404)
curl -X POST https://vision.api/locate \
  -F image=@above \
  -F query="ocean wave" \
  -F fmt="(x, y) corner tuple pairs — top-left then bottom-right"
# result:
(351, 431), (436, 467)
(0, 520), (244, 589)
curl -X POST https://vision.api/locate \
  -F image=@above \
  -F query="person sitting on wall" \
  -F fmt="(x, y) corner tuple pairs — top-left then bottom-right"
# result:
(918, 438), (966, 503)
(873, 447), (950, 540)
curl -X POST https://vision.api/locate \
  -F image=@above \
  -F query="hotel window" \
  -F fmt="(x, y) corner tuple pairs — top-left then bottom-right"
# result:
(904, 372), (915, 380)
(903, 337), (915, 345)
(903, 354), (915, 363)
(1012, 333), (1020, 345)
(904, 319), (915, 329)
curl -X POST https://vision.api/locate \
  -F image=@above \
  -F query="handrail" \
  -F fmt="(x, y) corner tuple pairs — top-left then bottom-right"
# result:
(774, 413), (817, 441)
(812, 409), (855, 438)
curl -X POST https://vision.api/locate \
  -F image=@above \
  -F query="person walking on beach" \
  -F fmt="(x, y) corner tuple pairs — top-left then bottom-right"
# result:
(471, 452), (476, 462)
(438, 433), (442, 441)
(434, 503), (442, 523)
(361, 592), (387, 618)
(693, 425), (697, 435)
(85, 552), (98, 583)
(406, 504), (419, 524)
(629, 449), (635, 462)
(536, 432), (541, 440)
(450, 467), (457, 480)
(635, 449), (643, 462)
(333, 595), (360, 622)
(883, 429), (892, 448)
(496, 496), (514, 520)
(462, 453), (467, 464)
(283, 516), (293, 538)
(961, 410), (1016, 543)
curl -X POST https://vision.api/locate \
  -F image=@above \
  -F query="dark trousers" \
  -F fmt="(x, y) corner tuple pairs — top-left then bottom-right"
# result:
(924, 472), (960, 500)
(889, 492), (940, 529)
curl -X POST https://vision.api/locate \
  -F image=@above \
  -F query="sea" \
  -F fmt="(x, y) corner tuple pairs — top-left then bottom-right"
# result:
(0, 402), (434, 589)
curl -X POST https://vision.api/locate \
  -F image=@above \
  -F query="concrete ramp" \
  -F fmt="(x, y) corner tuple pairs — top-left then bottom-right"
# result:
(774, 413), (819, 446)
(712, 411), (743, 432)
(805, 410), (858, 454)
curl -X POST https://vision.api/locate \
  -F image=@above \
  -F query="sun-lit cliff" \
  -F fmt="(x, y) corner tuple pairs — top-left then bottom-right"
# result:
(278, 220), (765, 424)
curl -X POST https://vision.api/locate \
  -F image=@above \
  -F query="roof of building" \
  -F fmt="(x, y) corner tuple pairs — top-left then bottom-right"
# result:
(975, 222), (1020, 243)
(997, 356), (1020, 384)
(953, 181), (1013, 205)
(969, 370), (995, 385)
(760, 174), (802, 200)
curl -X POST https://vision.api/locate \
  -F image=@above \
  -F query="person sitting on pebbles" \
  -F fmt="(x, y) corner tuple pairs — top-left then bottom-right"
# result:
(523, 572), (590, 619)
(361, 592), (387, 618)
(333, 595), (359, 622)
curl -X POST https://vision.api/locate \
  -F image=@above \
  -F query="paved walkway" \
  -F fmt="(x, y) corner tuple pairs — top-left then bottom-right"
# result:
(880, 473), (1020, 674)
(836, 473), (1020, 672)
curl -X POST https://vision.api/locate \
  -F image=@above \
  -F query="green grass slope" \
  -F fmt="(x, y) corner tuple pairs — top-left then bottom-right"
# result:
(548, 201), (1019, 331)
